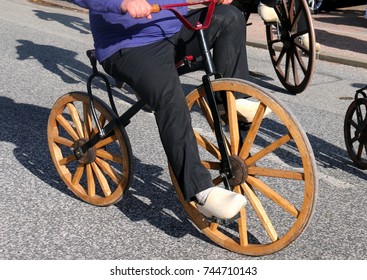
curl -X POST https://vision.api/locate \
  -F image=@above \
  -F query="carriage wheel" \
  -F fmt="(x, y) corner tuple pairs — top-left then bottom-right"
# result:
(265, 0), (316, 94)
(169, 78), (317, 255)
(344, 98), (367, 170)
(48, 92), (133, 206)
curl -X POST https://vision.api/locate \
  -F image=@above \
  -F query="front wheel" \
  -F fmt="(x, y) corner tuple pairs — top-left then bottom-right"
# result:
(170, 78), (317, 255)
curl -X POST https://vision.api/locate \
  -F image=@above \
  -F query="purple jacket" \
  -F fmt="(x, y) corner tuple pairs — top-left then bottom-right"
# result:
(73, 0), (187, 62)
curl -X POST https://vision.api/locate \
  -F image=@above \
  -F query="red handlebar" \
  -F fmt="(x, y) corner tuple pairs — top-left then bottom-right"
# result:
(151, 0), (219, 31)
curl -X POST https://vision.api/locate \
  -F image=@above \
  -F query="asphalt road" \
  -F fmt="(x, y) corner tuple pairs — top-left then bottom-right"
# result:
(1, 0), (367, 262)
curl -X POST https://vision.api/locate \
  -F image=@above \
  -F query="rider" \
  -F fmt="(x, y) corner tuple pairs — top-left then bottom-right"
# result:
(73, 0), (256, 220)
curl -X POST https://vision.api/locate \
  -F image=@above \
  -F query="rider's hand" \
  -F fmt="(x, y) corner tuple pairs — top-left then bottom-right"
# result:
(121, 0), (153, 19)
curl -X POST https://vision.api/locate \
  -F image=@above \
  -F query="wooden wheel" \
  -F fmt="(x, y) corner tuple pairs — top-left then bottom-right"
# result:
(344, 98), (367, 170)
(48, 92), (133, 206)
(266, 0), (316, 94)
(169, 78), (317, 255)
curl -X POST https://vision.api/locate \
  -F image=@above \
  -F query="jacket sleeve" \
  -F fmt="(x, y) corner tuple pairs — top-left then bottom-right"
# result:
(73, 0), (123, 14)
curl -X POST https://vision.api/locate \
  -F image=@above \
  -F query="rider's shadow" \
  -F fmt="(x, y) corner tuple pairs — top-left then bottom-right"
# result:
(0, 96), (204, 240)
(16, 39), (91, 84)
(16, 39), (140, 107)
(32, 9), (90, 34)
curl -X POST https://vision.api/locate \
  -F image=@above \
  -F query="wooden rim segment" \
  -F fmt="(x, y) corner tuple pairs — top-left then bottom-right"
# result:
(170, 78), (317, 255)
(47, 92), (133, 206)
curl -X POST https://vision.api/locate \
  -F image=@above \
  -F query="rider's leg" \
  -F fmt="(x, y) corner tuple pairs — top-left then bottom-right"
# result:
(174, 4), (249, 80)
(174, 5), (270, 122)
(102, 39), (246, 219)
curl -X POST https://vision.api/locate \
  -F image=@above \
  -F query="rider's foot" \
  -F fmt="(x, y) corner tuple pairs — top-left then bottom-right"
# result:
(235, 99), (272, 123)
(258, 2), (279, 23)
(196, 187), (246, 220)
(218, 99), (272, 123)
(298, 34), (321, 52)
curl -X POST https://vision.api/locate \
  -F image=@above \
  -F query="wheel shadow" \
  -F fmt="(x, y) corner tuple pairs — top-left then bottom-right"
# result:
(0, 96), (206, 242)
(257, 118), (367, 181)
(113, 157), (204, 240)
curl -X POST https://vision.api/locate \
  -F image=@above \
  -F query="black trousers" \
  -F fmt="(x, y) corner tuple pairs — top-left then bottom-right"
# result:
(102, 5), (248, 201)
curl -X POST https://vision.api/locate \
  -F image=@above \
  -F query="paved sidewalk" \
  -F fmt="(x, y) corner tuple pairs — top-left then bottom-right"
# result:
(31, 0), (367, 69)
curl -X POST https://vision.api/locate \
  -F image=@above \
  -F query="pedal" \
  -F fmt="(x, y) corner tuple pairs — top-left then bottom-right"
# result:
(209, 212), (241, 225)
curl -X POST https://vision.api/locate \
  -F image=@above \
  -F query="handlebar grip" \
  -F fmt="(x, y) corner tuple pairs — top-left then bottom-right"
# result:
(151, 4), (161, 13)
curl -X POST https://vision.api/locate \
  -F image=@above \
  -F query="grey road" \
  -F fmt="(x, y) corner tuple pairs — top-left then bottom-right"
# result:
(0, 0), (366, 261)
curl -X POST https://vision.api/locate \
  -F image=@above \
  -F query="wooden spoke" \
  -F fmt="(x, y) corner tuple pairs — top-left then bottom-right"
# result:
(72, 164), (84, 185)
(212, 176), (223, 186)
(226, 91), (240, 155)
(95, 157), (122, 185)
(293, 46), (307, 73)
(194, 131), (221, 160)
(275, 47), (287, 70)
(234, 185), (248, 246)
(96, 149), (123, 163)
(86, 163), (96, 197)
(241, 182), (278, 242)
(200, 160), (221, 170)
(290, 51), (300, 86)
(91, 162), (112, 197)
(197, 98), (214, 131)
(56, 114), (79, 141)
(285, 50), (291, 84)
(248, 166), (304, 180)
(349, 119), (358, 129)
(59, 154), (76, 165)
(83, 103), (93, 138)
(95, 134), (117, 149)
(53, 135), (74, 147)
(67, 102), (84, 139)
(245, 133), (292, 166)
(246, 175), (300, 218)
(290, 4), (302, 33)
(239, 103), (267, 159)
(98, 113), (107, 128)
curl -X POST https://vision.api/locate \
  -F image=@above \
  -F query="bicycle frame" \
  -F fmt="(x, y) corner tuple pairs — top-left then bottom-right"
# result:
(75, 0), (235, 189)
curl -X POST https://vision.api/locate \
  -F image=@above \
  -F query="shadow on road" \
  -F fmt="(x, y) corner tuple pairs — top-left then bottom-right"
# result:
(32, 8), (90, 34)
(0, 96), (207, 242)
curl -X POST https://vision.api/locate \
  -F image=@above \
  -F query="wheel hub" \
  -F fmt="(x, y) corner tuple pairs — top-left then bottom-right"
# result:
(228, 155), (248, 187)
(72, 138), (96, 164)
